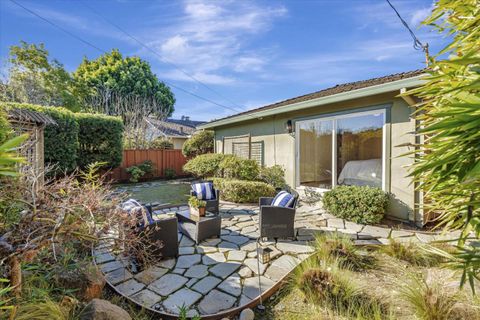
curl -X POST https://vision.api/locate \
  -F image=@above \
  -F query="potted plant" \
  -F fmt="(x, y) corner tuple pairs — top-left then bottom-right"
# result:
(188, 196), (207, 217)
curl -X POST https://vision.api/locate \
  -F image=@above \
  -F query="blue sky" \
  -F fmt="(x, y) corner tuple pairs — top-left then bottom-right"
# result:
(0, 0), (448, 121)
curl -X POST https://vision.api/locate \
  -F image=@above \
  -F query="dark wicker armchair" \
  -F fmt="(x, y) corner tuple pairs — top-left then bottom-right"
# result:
(258, 192), (299, 239)
(137, 206), (179, 259)
(190, 181), (220, 214)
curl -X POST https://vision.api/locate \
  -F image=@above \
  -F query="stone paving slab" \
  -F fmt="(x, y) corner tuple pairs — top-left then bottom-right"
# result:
(96, 202), (444, 317)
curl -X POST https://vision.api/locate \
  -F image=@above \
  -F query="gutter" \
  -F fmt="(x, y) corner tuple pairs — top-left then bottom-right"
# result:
(198, 75), (426, 129)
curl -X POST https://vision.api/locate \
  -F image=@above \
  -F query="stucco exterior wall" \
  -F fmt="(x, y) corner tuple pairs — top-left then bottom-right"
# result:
(171, 137), (187, 150)
(212, 91), (417, 222)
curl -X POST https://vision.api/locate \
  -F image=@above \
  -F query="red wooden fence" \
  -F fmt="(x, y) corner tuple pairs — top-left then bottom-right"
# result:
(108, 149), (188, 182)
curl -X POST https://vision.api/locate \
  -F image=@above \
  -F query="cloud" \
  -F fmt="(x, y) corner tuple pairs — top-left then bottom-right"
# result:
(143, 0), (286, 84)
(410, 5), (434, 27)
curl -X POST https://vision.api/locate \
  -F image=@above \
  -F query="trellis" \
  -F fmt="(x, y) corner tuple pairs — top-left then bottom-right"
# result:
(7, 108), (56, 189)
(222, 133), (264, 165)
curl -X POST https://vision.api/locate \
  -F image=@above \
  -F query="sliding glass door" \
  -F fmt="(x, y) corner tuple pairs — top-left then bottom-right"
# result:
(296, 109), (385, 190)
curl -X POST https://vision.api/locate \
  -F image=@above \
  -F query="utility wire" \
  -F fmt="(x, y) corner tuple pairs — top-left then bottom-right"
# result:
(80, 1), (248, 113)
(8, 0), (250, 115)
(385, 0), (429, 63)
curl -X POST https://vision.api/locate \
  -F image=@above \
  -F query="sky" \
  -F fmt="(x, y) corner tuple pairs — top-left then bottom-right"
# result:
(0, 0), (449, 121)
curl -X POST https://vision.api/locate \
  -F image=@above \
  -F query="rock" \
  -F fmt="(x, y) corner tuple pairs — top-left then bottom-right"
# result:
(203, 252), (226, 265)
(184, 265), (208, 278)
(79, 299), (131, 320)
(162, 288), (202, 314)
(157, 258), (176, 270)
(227, 250), (247, 261)
(217, 273), (242, 297)
(134, 266), (168, 285)
(115, 279), (145, 297)
(175, 254), (201, 268)
(179, 246), (195, 255)
(198, 290), (236, 314)
(210, 262), (241, 279)
(105, 268), (132, 285)
(276, 241), (314, 254)
(148, 274), (188, 296)
(244, 258), (267, 275)
(55, 263), (105, 301)
(218, 241), (239, 252)
(239, 308), (255, 320)
(221, 235), (250, 245)
(130, 290), (161, 308)
(191, 276), (222, 294)
(242, 276), (275, 300)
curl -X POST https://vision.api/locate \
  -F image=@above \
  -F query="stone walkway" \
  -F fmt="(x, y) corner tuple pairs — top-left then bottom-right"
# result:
(93, 202), (450, 318)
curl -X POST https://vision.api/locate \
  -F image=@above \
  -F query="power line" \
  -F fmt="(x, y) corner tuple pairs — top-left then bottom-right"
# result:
(8, 0), (248, 115)
(385, 0), (429, 65)
(80, 1), (248, 113)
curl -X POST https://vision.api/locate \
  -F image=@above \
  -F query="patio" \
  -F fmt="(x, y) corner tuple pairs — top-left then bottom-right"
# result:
(93, 202), (448, 318)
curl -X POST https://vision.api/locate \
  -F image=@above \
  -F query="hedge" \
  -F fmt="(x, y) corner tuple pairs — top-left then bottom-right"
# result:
(219, 156), (259, 181)
(213, 178), (275, 203)
(322, 185), (388, 224)
(76, 113), (123, 168)
(2, 102), (79, 173)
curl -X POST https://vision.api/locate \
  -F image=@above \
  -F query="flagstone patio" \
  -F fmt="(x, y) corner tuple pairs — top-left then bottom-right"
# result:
(93, 202), (452, 318)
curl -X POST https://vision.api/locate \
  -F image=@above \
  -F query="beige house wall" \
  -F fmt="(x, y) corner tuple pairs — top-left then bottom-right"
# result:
(212, 91), (417, 223)
(170, 137), (188, 150)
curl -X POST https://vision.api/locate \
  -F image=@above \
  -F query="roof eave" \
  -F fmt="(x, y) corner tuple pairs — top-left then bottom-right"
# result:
(198, 75), (426, 130)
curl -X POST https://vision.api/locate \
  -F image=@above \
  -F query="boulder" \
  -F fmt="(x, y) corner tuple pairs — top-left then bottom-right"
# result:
(239, 308), (255, 320)
(79, 299), (131, 320)
(55, 263), (105, 301)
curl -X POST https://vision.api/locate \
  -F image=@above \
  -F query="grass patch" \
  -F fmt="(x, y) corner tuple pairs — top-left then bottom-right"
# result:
(116, 180), (191, 205)
(379, 239), (448, 267)
(313, 232), (376, 271)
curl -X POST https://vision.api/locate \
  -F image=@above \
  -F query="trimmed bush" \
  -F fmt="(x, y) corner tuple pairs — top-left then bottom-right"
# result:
(219, 156), (259, 181)
(213, 178), (275, 203)
(182, 130), (214, 157)
(2, 102), (79, 172)
(322, 186), (388, 224)
(75, 113), (123, 168)
(258, 165), (286, 189)
(149, 138), (173, 150)
(183, 153), (226, 178)
(0, 106), (12, 143)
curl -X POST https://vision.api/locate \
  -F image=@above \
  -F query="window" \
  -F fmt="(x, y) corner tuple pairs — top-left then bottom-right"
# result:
(296, 109), (385, 190)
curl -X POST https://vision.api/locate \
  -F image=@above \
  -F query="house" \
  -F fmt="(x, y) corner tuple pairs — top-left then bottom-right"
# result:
(145, 116), (205, 149)
(198, 70), (427, 226)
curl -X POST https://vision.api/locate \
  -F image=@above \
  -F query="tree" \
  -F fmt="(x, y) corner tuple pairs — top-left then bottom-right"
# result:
(407, 0), (479, 291)
(0, 41), (79, 111)
(182, 130), (214, 157)
(74, 49), (175, 118)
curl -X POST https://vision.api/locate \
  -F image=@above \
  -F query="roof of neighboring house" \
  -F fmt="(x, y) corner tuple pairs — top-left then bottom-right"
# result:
(199, 69), (426, 129)
(8, 108), (56, 125)
(146, 117), (205, 138)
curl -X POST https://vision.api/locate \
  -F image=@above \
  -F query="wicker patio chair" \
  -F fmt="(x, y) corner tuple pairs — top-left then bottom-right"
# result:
(258, 191), (299, 239)
(190, 180), (220, 214)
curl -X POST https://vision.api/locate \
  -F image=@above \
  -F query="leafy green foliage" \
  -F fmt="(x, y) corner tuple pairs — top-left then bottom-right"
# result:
(149, 137), (173, 150)
(126, 160), (153, 183)
(164, 167), (176, 179)
(213, 178), (275, 203)
(188, 196), (206, 209)
(258, 165), (286, 189)
(405, 0), (480, 290)
(322, 186), (388, 224)
(2, 102), (79, 173)
(75, 113), (123, 168)
(380, 239), (448, 267)
(74, 49), (175, 117)
(183, 153), (227, 178)
(182, 130), (214, 157)
(219, 156), (259, 181)
(0, 107), (12, 144)
(0, 133), (28, 177)
(1, 41), (80, 111)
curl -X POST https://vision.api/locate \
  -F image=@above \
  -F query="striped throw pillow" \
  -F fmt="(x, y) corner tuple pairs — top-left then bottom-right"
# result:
(192, 182), (216, 200)
(271, 191), (295, 208)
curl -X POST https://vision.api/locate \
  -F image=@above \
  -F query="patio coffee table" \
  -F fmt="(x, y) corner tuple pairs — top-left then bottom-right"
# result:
(176, 209), (221, 244)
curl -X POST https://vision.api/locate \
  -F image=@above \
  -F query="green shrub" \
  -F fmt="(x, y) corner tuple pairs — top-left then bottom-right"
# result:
(0, 106), (11, 144)
(75, 113), (123, 168)
(213, 178), (275, 203)
(219, 156), (259, 181)
(126, 160), (153, 183)
(164, 168), (176, 179)
(258, 165), (286, 189)
(2, 102), (79, 173)
(182, 130), (214, 157)
(322, 186), (388, 224)
(149, 138), (173, 150)
(183, 153), (226, 178)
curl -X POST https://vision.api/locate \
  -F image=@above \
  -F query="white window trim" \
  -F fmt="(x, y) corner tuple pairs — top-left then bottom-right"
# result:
(295, 108), (387, 192)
